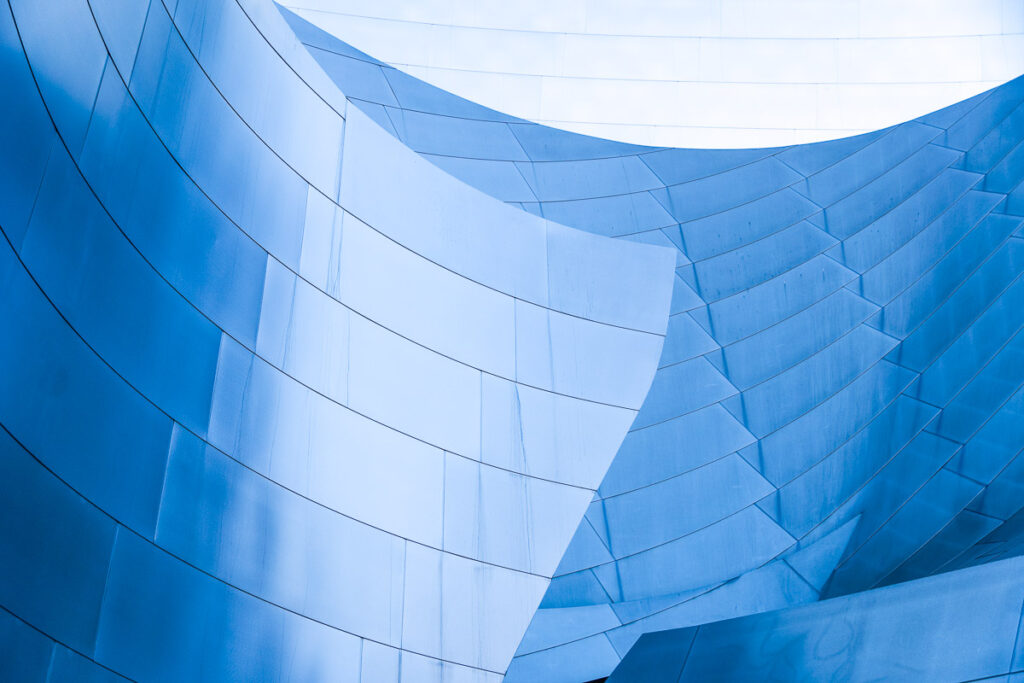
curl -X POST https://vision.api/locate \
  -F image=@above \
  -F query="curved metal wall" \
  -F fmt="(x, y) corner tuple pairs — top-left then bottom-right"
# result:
(282, 0), (1024, 148)
(3, 2), (1024, 681)
(0, 1), (675, 681)
(285, 12), (1024, 682)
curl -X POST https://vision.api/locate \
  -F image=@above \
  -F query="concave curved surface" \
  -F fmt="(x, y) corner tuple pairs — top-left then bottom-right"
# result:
(285, 11), (1024, 682)
(0, 0), (674, 681)
(283, 0), (1024, 148)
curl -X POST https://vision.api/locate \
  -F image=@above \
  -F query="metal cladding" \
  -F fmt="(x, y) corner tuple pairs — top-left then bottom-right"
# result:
(1, 3), (1023, 683)
(284, 0), (1024, 149)
(288, 12), (1024, 682)
(0, 0), (675, 680)
(608, 554), (1024, 682)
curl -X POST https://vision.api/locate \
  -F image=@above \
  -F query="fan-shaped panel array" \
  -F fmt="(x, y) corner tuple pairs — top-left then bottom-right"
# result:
(285, 11), (1024, 681)
(0, 1), (674, 681)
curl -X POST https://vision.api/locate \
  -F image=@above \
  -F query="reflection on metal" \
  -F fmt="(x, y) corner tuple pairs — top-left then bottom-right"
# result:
(291, 11), (1024, 682)
(1, 1), (1023, 682)
(284, 0), (1024, 148)
(0, 0), (672, 680)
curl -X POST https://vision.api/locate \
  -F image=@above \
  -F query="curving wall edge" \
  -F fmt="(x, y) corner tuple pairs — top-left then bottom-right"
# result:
(282, 0), (1024, 148)
(0, 0), (675, 681)
(284, 10), (1024, 682)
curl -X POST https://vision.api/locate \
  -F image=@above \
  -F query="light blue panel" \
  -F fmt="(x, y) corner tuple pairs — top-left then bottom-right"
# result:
(851, 188), (1003, 305)
(442, 451), (593, 574)
(156, 424), (414, 645)
(304, 44), (398, 106)
(592, 507), (794, 601)
(741, 359), (916, 486)
(546, 220), (676, 335)
(632, 357), (736, 429)
(516, 300), (665, 407)
(668, 273), (704, 314)
(505, 633), (622, 683)
(510, 122), (650, 162)
(600, 455), (773, 557)
(515, 604), (621, 655)
(659, 312), (719, 366)
(709, 288), (877, 391)
(695, 255), (857, 344)
(534, 192), (676, 237)
(387, 108), (528, 160)
(831, 168), (980, 273)
(652, 158), (802, 225)
(599, 405), (754, 497)
(515, 155), (662, 201)
(820, 144), (961, 240)
(793, 122), (938, 207)
(423, 155), (537, 202)
(383, 66), (522, 124)
(551, 519), (615, 576)
(638, 148), (772, 187)
(677, 188), (819, 262)
(891, 239), (1024, 372)
(724, 325), (898, 438)
(760, 395), (938, 538)
(776, 128), (887, 177)
(946, 383), (1024, 483)
(874, 212), (1022, 338)
(691, 219), (836, 302)
(479, 375), (638, 489)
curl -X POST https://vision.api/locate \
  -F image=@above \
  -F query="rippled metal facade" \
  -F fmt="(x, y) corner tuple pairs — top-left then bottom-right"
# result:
(2, 2), (1024, 682)
(0, 1), (674, 680)
(291, 12), (1024, 681)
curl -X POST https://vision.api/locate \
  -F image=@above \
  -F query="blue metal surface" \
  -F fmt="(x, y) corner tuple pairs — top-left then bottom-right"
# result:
(283, 12), (1024, 681)
(0, 1), (673, 680)
(1, 2), (1023, 681)
(608, 554), (1024, 682)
